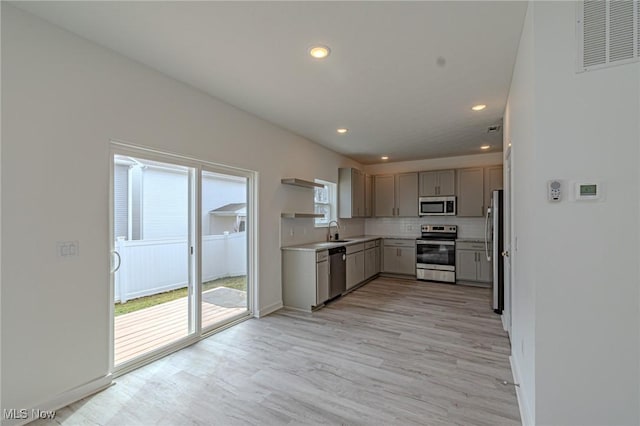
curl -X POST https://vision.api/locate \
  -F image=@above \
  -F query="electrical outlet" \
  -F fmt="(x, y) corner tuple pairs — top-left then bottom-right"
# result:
(407, 224), (413, 231)
(289, 228), (294, 237)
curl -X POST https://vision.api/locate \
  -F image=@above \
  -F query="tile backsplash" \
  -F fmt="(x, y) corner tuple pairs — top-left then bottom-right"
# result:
(365, 217), (486, 239)
(280, 218), (366, 247)
(281, 216), (485, 247)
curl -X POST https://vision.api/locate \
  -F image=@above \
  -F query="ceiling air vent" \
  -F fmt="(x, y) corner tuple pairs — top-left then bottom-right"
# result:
(487, 125), (502, 134)
(576, 0), (639, 72)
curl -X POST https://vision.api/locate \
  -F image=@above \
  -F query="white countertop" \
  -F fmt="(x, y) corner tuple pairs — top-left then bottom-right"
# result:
(281, 235), (415, 252)
(456, 238), (487, 243)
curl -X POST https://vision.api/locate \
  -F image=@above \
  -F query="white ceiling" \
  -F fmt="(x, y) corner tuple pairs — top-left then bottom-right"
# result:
(15, 1), (527, 164)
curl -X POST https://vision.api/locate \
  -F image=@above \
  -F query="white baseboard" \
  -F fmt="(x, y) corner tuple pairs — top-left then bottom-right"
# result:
(256, 300), (283, 317)
(510, 355), (533, 426)
(3, 375), (112, 426)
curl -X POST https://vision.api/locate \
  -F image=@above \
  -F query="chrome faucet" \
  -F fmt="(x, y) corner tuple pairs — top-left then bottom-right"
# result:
(327, 220), (341, 241)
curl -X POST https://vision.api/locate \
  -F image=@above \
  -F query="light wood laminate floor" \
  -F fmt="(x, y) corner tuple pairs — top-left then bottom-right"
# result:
(36, 277), (520, 425)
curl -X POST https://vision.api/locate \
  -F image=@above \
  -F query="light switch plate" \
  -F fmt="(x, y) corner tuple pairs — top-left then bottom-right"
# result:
(57, 241), (79, 257)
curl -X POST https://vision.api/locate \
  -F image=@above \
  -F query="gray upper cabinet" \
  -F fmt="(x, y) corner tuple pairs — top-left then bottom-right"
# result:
(484, 166), (504, 213)
(339, 168), (365, 218)
(396, 173), (418, 216)
(374, 175), (396, 217)
(456, 167), (484, 217)
(419, 170), (455, 196)
(364, 174), (373, 217)
(374, 173), (418, 217)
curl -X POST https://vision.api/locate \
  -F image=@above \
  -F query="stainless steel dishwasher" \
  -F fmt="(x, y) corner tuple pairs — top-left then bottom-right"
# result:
(328, 246), (346, 299)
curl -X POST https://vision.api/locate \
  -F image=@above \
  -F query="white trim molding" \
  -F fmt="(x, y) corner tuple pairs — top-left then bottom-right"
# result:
(510, 355), (534, 426)
(3, 375), (112, 426)
(256, 301), (283, 318)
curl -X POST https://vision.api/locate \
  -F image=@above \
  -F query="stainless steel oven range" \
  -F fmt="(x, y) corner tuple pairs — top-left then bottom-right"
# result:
(416, 224), (457, 283)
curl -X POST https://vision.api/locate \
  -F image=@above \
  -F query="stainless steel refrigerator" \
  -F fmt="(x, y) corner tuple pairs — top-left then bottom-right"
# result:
(485, 189), (504, 314)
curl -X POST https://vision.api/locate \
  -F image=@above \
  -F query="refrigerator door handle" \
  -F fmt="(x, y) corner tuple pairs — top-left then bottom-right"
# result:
(484, 206), (492, 261)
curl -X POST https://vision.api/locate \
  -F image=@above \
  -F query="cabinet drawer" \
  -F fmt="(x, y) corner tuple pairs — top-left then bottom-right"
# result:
(364, 240), (378, 250)
(384, 238), (415, 248)
(346, 243), (365, 254)
(316, 250), (329, 262)
(457, 241), (491, 251)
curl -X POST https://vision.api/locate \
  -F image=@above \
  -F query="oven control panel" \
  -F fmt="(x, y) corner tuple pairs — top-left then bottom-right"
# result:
(421, 224), (457, 233)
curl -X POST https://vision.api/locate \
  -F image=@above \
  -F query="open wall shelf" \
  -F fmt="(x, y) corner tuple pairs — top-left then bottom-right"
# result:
(280, 213), (324, 219)
(281, 178), (324, 189)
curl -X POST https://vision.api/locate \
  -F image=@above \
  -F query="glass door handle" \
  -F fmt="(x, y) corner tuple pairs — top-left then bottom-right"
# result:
(111, 250), (121, 273)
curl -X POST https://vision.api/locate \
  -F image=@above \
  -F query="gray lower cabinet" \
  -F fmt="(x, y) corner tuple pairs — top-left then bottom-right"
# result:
(455, 241), (492, 283)
(316, 257), (329, 303)
(364, 239), (381, 279)
(383, 239), (416, 275)
(282, 249), (331, 312)
(346, 249), (365, 290)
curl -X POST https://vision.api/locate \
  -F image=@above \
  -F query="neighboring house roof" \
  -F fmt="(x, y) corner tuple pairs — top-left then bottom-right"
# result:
(209, 203), (247, 216)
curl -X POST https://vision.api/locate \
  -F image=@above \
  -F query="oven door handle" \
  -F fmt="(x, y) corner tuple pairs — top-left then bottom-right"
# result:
(417, 240), (455, 246)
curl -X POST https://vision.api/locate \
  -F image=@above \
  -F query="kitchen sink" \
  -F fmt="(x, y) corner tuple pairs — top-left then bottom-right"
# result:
(332, 239), (351, 243)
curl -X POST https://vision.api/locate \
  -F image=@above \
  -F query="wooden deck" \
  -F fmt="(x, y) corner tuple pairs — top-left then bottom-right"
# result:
(115, 292), (247, 365)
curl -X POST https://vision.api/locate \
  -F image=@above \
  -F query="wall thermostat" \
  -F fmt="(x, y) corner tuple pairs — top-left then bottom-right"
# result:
(575, 182), (600, 200)
(547, 180), (562, 202)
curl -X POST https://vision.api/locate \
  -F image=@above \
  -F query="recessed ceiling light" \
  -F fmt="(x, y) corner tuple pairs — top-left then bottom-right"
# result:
(337, 128), (348, 134)
(309, 45), (330, 59)
(381, 156), (389, 160)
(472, 104), (487, 111)
(480, 145), (491, 150)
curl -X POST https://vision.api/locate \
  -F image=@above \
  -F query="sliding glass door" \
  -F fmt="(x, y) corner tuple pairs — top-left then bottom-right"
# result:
(110, 145), (254, 371)
(112, 154), (196, 366)
(200, 170), (250, 331)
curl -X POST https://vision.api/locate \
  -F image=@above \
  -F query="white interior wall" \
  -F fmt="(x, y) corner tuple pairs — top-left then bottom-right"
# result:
(532, 3), (639, 425)
(0, 5), (362, 418)
(362, 152), (502, 175)
(506, 2), (640, 425)
(503, 3), (536, 424)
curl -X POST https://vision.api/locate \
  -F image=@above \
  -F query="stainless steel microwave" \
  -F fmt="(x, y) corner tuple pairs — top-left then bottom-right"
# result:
(419, 196), (456, 216)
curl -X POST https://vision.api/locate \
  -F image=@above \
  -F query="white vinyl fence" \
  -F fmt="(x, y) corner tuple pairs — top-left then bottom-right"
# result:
(115, 232), (247, 303)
